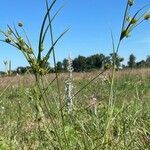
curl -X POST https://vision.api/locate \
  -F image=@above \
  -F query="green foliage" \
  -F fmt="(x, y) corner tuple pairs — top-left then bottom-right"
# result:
(62, 58), (68, 72)
(0, 71), (150, 149)
(56, 61), (63, 72)
(71, 54), (108, 72)
(0, 137), (9, 150)
(128, 54), (136, 68)
(73, 55), (87, 72)
(110, 53), (124, 69)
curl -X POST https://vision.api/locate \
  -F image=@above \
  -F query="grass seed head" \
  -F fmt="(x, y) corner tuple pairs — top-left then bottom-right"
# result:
(40, 43), (44, 51)
(104, 63), (111, 70)
(144, 13), (150, 20)
(5, 38), (11, 43)
(18, 22), (23, 27)
(128, 0), (134, 6)
(120, 30), (130, 40)
(130, 18), (137, 24)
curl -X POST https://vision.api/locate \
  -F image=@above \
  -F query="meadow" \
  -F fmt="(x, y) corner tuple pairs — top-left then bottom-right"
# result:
(0, 0), (150, 149)
(0, 69), (150, 149)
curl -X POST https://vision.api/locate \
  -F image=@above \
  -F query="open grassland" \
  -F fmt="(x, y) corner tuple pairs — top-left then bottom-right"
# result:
(0, 0), (150, 149)
(0, 68), (150, 150)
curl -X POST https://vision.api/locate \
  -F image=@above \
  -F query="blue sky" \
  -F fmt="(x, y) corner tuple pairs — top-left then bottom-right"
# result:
(0, 0), (150, 70)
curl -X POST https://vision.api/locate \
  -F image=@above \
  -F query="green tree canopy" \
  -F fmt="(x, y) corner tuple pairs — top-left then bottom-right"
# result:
(128, 54), (136, 68)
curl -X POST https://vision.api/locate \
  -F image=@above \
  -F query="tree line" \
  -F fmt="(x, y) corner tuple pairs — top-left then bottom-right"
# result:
(1, 53), (150, 75)
(55, 53), (150, 72)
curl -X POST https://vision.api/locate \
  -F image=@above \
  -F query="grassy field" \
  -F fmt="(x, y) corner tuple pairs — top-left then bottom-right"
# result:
(0, 0), (150, 149)
(0, 68), (150, 150)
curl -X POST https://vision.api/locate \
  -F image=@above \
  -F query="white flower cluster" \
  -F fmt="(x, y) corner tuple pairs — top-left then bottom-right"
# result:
(65, 55), (74, 113)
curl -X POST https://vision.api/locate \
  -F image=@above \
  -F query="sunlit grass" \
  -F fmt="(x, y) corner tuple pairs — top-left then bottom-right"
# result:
(0, 0), (150, 149)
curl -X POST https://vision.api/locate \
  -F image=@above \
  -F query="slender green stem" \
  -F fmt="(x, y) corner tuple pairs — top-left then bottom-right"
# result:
(34, 73), (63, 149)
(45, 0), (64, 125)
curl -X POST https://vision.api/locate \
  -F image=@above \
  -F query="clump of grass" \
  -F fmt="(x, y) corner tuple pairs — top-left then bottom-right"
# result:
(104, 0), (150, 146)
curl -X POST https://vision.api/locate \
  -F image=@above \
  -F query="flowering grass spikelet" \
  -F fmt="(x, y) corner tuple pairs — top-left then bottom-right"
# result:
(144, 13), (150, 20)
(5, 38), (11, 43)
(120, 30), (130, 40)
(18, 22), (23, 27)
(130, 18), (137, 24)
(128, 0), (134, 6)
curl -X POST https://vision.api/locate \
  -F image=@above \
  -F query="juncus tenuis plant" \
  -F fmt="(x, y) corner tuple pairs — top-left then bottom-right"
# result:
(0, 0), (69, 149)
(108, 0), (150, 108)
(104, 0), (150, 147)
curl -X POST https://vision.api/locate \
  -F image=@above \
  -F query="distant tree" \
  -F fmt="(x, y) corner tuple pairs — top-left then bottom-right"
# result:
(93, 54), (105, 68)
(122, 64), (126, 69)
(62, 58), (68, 71)
(128, 54), (136, 68)
(0, 71), (6, 76)
(56, 61), (63, 72)
(110, 53), (124, 69)
(17, 67), (27, 74)
(86, 56), (94, 70)
(85, 54), (105, 71)
(73, 55), (87, 72)
(136, 60), (146, 68)
(104, 56), (111, 68)
(145, 55), (150, 67)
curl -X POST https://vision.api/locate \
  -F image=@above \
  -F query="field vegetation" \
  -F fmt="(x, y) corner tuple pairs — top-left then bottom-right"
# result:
(0, 0), (150, 149)
(0, 69), (150, 149)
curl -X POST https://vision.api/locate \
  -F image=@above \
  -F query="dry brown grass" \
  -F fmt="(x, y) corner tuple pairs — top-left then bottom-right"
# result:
(0, 68), (149, 88)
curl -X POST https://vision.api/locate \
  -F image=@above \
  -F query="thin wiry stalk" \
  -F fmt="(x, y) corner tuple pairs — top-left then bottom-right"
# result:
(21, 27), (32, 49)
(38, 0), (57, 61)
(35, 74), (63, 149)
(129, 9), (150, 32)
(43, 29), (69, 62)
(0, 40), (19, 49)
(39, 74), (60, 100)
(45, 0), (69, 148)
(109, 31), (116, 107)
(121, 1), (130, 32)
(73, 69), (107, 98)
(13, 24), (20, 37)
(0, 84), (11, 98)
(7, 25), (18, 39)
(103, 1), (150, 147)
(45, 0), (64, 124)
(42, 5), (64, 43)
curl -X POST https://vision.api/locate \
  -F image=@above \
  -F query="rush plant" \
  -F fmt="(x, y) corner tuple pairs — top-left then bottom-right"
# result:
(0, 0), (69, 149)
(104, 0), (150, 146)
